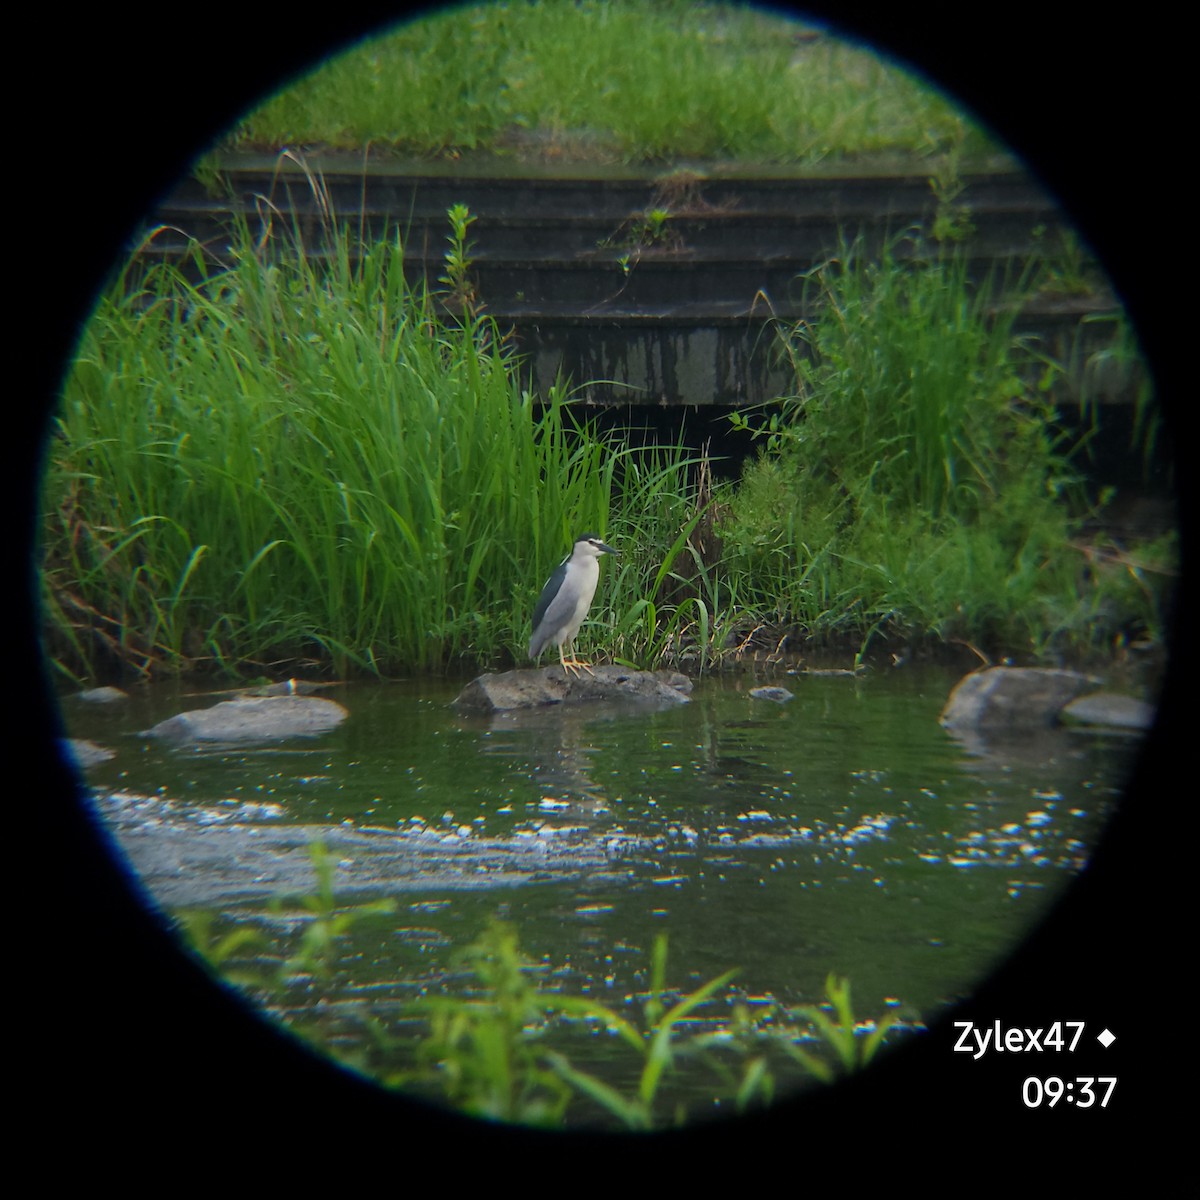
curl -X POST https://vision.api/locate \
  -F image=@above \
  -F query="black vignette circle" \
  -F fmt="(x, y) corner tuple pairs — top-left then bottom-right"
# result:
(25, 1), (1186, 1158)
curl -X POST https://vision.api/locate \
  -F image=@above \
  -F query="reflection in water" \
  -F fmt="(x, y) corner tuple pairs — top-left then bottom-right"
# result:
(474, 702), (619, 819)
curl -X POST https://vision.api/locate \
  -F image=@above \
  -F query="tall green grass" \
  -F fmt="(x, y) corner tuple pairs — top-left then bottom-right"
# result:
(43, 213), (1170, 681)
(720, 235), (1176, 657)
(226, 1), (988, 167)
(41, 211), (727, 680)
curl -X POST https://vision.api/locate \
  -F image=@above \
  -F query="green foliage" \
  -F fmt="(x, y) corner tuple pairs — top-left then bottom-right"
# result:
(390, 922), (822, 1130)
(391, 921), (576, 1126)
(1032, 226), (1098, 297)
(439, 202), (479, 314)
(1072, 311), (1163, 481)
(180, 859), (914, 1130)
(783, 237), (1043, 522)
(928, 134), (977, 243)
(175, 909), (272, 991)
(719, 235), (1175, 656)
(601, 205), (679, 255)
(42, 201), (1171, 682)
(225, 1), (986, 167)
(272, 842), (397, 983)
(543, 931), (741, 1130)
(176, 841), (396, 993)
(602, 442), (744, 671)
(780, 973), (902, 1082)
(41, 208), (717, 679)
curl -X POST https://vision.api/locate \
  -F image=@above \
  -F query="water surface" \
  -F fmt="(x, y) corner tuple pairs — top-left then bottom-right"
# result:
(68, 664), (1138, 1115)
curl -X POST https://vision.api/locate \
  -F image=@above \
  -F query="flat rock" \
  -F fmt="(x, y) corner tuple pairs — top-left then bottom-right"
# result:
(1060, 692), (1156, 731)
(453, 665), (691, 713)
(749, 686), (793, 702)
(77, 686), (129, 704)
(145, 695), (348, 744)
(940, 667), (1098, 733)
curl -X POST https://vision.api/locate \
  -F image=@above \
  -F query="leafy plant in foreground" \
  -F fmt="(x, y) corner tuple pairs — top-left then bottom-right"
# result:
(777, 972), (902, 1082)
(541, 931), (744, 1130)
(180, 879), (914, 1130)
(382, 923), (907, 1131)
(175, 909), (273, 992)
(271, 841), (397, 983)
(384, 921), (755, 1129)
(387, 920), (576, 1126)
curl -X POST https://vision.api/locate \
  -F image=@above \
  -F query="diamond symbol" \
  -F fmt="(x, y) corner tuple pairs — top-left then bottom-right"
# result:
(1097, 1028), (1116, 1048)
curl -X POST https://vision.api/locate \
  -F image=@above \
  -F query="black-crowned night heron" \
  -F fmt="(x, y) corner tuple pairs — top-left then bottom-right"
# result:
(529, 533), (618, 676)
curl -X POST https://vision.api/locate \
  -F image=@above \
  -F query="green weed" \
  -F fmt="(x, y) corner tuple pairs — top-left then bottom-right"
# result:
(1073, 311), (1163, 481)
(928, 132), (977, 243)
(272, 842), (397, 983)
(439, 202), (480, 316)
(542, 931), (742, 1130)
(180, 878), (914, 1130)
(175, 909), (273, 991)
(388, 921), (576, 1126)
(719, 234), (1175, 656)
(777, 973), (903, 1082)
(41, 206), (714, 679)
(42, 201), (1170, 682)
(386, 922), (881, 1130)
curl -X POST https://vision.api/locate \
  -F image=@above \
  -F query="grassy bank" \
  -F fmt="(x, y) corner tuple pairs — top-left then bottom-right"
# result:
(221, 0), (991, 168)
(40, 208), (1172, 683)
(41, 212), (727, 681)
(719, 236), (1175, 661)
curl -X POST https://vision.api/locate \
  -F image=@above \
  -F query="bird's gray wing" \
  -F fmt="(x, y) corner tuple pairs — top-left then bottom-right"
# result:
(529, 559), (569, 654)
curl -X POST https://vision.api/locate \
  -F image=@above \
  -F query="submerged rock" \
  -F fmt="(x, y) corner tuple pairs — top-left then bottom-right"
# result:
(940, 667), (1098, 733)
(77, 686), (129, 704)
(749, 686), (794, 702)
(61, 738), (115, 769)
(145, 695), (348, 744)
(238, 679), (329, 697)
(1060, 691), (1156, 731)
(454, 665), (691, 713)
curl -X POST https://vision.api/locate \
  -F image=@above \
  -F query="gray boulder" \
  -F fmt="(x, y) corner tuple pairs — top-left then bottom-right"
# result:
(940, 667), (1098, 733)
(454, 665), (691, 713)
(145, 695), (348, 743)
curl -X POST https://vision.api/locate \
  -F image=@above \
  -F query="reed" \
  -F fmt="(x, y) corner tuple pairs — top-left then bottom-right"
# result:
(41, 211), (723, 680)
(599, 437), (744, 669)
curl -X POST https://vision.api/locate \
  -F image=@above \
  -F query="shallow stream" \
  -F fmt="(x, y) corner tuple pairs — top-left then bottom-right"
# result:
(65, 663), (1141, 1121)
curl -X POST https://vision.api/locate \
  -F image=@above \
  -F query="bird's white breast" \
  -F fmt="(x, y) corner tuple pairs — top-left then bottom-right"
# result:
(561, 556), (600, 638)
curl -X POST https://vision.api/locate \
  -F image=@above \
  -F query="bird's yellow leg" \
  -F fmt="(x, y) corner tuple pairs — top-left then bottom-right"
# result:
(560, 640), (594, 676)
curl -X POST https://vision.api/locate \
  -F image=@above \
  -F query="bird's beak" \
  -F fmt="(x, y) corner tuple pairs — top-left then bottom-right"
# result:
(598, 541), (618, 555)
